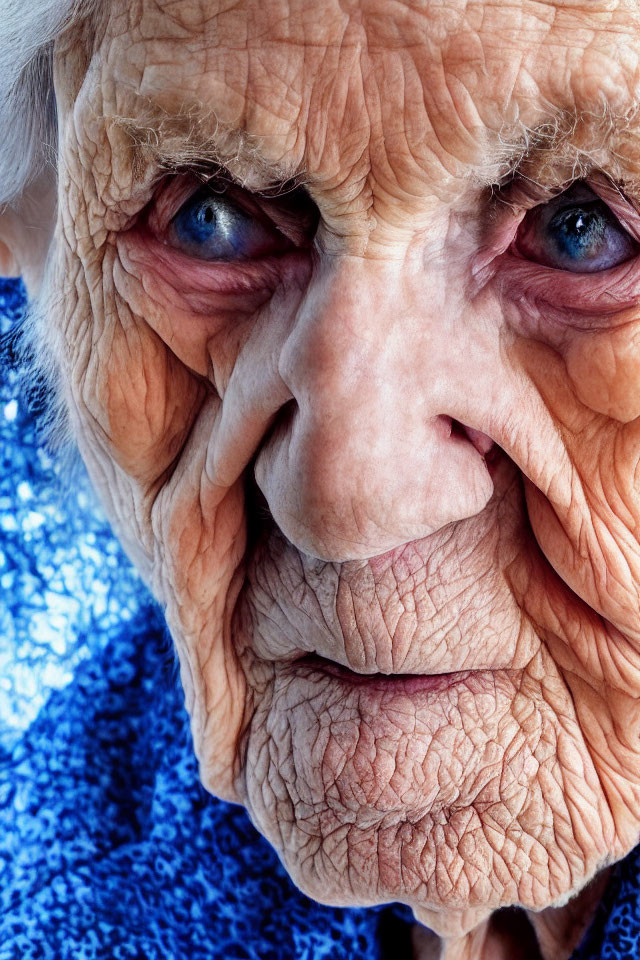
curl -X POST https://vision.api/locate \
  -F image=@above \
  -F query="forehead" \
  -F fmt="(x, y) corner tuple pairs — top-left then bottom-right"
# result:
(74, 0), (640, 206)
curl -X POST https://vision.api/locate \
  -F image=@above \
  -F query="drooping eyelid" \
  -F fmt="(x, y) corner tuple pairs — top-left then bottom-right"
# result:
(470, 179), (565, 285)
(148, 173), (274, 235)
(147, 172), (316, 249)
(586, 174), (640, 242)
(148, 174), (206, 234)
(471, 174), (640, 288)
(498, 173), (640, 236)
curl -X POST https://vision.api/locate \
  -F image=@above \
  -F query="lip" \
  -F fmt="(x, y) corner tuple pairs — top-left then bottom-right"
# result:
(295, 654), (497, 697)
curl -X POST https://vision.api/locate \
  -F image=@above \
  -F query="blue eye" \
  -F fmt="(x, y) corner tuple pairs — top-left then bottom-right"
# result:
(550, 206), (606, 260)
(168, 187), (286, 261)
(514, 184), (639, 273)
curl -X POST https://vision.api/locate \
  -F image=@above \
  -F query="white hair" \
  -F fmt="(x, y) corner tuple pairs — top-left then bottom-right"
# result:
(0, 0), (97, 458)
(0, 0), (96, 206)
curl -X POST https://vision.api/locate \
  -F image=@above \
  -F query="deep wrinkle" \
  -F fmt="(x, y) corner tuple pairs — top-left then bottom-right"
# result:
(22, 2), (640, 957)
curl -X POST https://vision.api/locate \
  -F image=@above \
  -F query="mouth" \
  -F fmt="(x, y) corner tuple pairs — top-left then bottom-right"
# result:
(295, 653), (496, 697)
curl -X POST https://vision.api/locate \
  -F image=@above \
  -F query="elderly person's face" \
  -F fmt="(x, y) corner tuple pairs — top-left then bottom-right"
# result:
(12, 0), (640, 954)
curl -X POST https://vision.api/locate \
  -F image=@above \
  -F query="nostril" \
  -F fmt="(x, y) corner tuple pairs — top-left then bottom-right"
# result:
(245, 468), (275, 551)
(461, 424), (494, 457)
(450, 418), (495, 457)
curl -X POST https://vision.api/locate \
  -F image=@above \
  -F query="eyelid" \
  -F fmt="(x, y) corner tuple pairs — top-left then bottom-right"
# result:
(496, 172), (640, 235)
(148, 173), (275, 237)
(495, 176), (573, 213)
(471, 178), (570, 282)
(148, 174), (206, 234)
(488, 181), (640, 326)
(147, 172), (317, 249)
(498, 253), (640, 329)
(585, 174), (640, 242)
(472, 174), (640, 288)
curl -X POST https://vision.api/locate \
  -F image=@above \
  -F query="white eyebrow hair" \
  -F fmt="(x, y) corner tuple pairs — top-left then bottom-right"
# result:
(110, 106), (306, 196)
(1, 0), (640, 207)
(112, 96), (640, 205)
(484, 103), (640, 194)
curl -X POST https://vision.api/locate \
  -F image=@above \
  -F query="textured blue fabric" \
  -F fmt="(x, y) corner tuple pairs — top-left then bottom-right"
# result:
(0, 276), (638, 958)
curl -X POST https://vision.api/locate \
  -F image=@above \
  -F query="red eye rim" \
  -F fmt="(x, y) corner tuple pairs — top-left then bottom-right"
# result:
(147, 171), (319, 252)
(510, 184), (640, 274)
(471, 176), (640, 303)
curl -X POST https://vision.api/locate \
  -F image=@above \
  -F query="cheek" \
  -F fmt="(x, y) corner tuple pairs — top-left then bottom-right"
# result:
(114, 235), (254, 379)
(78, 265), (207, 487)
(105, 319), (205, 483)
(565, 321), (640, 422)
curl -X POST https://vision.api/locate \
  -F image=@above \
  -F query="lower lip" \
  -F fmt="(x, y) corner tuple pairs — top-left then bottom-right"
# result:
(298, 655), (492, 696)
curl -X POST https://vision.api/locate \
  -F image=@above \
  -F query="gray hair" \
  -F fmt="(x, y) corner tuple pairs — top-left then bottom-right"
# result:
(0, 0), (97, 457)
(0, 0), (95, 207)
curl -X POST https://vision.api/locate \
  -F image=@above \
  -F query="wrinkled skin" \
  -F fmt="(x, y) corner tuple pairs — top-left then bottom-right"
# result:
(15, 0), (640, 955)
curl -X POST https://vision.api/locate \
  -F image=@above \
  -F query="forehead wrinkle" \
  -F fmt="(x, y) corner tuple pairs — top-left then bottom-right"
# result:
(99, 11), (640, 209)
(89, 0), (640, 207)
(109, 99), (640, 213)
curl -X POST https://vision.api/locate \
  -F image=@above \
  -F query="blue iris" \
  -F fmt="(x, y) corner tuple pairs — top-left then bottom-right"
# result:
(548, 205), (606, 262)
(170, 187), (273, 261)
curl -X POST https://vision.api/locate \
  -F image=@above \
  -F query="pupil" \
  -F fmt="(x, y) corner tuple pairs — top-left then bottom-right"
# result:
(565, 211), (590, 236)
(198, 203), (215, 226)
(551, 205), (604, 258)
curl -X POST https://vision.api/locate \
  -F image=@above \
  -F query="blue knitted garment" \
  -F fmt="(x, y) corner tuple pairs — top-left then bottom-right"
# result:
(0, 277), (638, 959)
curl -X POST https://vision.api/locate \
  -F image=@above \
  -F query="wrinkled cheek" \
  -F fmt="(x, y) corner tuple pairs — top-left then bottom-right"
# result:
(81, 286), (206, 487)
(565, 321), (640, 422)
(505, 334), (640, 639)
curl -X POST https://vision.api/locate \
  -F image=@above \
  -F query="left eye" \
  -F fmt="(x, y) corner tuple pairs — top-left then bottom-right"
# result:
(513, 183), (639, 273)
(167, 186), (289, 261)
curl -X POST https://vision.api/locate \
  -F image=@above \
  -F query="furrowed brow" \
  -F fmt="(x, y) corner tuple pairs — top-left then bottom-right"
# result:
(111, 100), (640, 205)
(110, 107), (304, 195)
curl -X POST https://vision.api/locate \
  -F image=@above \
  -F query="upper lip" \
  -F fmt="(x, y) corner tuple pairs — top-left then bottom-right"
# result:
(293, 654), (496, 697)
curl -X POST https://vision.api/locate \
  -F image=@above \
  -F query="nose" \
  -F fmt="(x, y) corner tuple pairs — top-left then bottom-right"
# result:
(254, 256), (496, 561)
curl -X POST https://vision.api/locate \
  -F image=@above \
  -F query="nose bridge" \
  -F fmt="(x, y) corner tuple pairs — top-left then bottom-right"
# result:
(280, 257), (421, 419)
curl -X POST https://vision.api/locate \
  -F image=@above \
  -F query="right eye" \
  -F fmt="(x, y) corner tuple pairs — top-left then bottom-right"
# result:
(167, 186), (292, 261)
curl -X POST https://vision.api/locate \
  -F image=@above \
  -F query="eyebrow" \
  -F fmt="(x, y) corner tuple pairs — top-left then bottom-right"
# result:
(490, 106), (640, 194)
(112, 99), (640, 203)
(111, 106), (304, 195)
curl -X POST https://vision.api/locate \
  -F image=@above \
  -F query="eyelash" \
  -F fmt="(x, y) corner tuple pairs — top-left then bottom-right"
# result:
(148, 172), (318, 249)
(473, 177), (640, 322)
